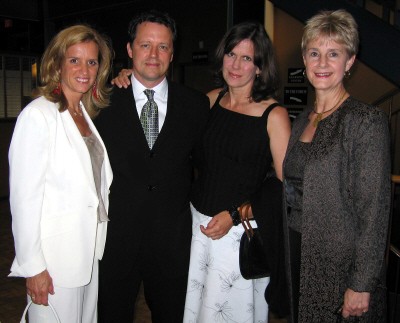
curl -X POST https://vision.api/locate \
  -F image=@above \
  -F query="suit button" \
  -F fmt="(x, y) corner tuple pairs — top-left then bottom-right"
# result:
(148, 185), (156, 191)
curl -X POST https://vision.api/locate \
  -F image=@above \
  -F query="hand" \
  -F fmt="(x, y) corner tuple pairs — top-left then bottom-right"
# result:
(200, 211), (233, 240)
(111, 69), (133, 88)
(341, 288), (370, 318)
(26, 270), (54, 306)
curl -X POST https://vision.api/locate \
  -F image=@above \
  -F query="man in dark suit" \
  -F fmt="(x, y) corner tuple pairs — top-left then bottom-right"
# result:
(94, 10), (209, 323)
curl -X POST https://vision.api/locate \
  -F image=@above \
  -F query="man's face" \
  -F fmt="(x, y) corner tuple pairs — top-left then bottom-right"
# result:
(127, 22), (174, 88)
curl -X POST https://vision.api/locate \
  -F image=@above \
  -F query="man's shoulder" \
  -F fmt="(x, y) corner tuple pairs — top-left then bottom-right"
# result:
(168, 81), (207, 100)
(109, 84), (133, 100)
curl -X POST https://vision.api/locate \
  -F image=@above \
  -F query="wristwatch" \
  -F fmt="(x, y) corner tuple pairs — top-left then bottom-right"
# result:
(228, 205), (241, 226)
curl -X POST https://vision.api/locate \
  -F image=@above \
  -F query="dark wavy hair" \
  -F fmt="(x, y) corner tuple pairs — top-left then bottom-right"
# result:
(214, 21), (280, 102)
(127, 10), (177, 45)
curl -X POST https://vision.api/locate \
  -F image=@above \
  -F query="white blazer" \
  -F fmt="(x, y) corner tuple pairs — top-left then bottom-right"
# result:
(8, 96), (113, 288)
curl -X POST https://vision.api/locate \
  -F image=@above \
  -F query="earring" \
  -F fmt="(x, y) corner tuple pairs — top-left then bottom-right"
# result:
(53, 82), (61, 95)
(344, 70), (351, 79)
(92, 81), (99, 100)
(256, 74), (260, 79)
(302, 69), (307, 78)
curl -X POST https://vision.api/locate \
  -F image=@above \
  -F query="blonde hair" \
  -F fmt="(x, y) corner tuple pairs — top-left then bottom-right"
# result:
(301, 9), (359, 57)
(36, 24), (114, 118)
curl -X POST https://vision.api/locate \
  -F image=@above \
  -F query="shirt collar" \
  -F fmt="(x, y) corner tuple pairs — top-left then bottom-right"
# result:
(131, 74), (168, 100)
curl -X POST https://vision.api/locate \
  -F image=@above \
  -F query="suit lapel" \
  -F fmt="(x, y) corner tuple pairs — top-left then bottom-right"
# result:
(151, 82), (177, 151)
(117, 86), (150, 150)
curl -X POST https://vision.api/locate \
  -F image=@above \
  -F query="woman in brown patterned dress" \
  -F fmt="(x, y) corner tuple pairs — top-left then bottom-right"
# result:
(283, 9), (391, 323)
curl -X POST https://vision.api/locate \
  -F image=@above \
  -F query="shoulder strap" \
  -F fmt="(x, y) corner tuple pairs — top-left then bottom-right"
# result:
(261, 102), (280, 120)
(214, 88), (228, 106)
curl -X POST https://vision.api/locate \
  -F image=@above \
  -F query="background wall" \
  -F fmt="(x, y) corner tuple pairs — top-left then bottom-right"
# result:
(1, 2), (399, 199)
(273, 7), (399, 173)
(0, 0), (265, 199)
(0, 122), (15, 199)
(273, 7), (397, 113)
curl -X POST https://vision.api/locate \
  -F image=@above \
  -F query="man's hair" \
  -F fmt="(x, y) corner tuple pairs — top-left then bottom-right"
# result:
(127, 10), (177, 44)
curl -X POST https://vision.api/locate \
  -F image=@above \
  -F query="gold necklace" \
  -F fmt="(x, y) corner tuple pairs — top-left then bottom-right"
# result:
(313, 91), (346, 128)
(69, 105), (83, 117)
(72, 110), (83, 117)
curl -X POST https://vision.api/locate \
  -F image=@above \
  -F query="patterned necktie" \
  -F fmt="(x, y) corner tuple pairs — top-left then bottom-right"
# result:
(140, 89), (159, 149)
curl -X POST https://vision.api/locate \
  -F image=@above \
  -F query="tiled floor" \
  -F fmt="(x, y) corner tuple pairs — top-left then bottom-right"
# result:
(0, 200), (151, 323)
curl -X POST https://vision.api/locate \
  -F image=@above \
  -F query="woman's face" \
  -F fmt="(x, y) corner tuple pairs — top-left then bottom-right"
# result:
(303, 36), (355, 92)
(60, 40), (99, 100)
(222, 39), (260, 90)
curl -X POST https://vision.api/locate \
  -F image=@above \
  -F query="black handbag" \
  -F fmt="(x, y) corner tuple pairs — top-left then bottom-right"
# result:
(239, 203), (270, 280)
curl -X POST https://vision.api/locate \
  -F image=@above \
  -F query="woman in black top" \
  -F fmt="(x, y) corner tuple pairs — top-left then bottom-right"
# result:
(183, 21), (291, 322)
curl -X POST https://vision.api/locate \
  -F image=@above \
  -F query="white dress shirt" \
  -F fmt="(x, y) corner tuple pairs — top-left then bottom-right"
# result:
(131, 75), (168, 131)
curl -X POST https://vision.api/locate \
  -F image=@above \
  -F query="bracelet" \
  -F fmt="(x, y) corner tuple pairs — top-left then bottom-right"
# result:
(228, 205), (241, 226)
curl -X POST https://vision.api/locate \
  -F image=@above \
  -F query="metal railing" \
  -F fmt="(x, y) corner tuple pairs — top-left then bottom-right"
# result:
(349, 0), (400, 29)
(373, 88), (400, 174)
(0, 54), (38, 118)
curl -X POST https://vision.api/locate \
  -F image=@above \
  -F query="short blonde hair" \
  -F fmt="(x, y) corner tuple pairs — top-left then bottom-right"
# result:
(301, 9), (359, 57)
(36, 24), (114, 118)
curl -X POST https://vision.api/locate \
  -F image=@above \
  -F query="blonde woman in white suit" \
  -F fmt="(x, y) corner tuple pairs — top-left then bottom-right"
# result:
(8, 24), (113, 323)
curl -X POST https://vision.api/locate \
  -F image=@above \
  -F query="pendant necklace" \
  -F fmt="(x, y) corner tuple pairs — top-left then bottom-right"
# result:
(70, 104), (83, 117)
(313, 91), (346, 128)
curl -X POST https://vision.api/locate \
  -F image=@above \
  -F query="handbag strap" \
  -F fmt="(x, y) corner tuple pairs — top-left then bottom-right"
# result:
(20, 300), (61, 323)
(239, 203), (254, 239)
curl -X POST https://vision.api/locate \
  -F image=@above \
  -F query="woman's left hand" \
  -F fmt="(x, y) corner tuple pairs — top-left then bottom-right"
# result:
(200, 211), (233, 240)
(342, 288), (370, 318)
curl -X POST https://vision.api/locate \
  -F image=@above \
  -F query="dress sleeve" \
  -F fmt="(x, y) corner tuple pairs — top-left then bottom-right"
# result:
(8, 105), (50, 278)
(347, 109), (391, 292)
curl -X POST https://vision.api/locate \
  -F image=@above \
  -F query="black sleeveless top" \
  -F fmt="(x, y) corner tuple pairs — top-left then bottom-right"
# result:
(191, 91), (279, 216)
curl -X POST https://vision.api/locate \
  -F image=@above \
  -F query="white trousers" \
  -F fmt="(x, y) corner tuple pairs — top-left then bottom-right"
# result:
(27, 260), (99, 323)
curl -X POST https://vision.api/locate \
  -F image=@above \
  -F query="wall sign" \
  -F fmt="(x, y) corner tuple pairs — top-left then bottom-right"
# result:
(288, 68), (305, 83)
(284, 87), (308, 106)
(192, 51), (208, 62)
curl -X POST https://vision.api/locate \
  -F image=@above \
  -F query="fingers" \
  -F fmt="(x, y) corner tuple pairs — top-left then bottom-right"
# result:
(111, 69), (132, 88)
(199, 223), (227, 240)
(30, 291), (50, 306)
(48, 283), (55, 295)
(26, 270), (54, 306)
(28, 287), (49, 306)
(200, 224), (219, 239)
(199, 211), (235, 240)
(342, 289), (370, 318)
(200, 224), (221, 240)
(341, 308), (350, 318)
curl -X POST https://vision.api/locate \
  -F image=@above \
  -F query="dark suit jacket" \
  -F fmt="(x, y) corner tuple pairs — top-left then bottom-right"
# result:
(94, 81), (209, 277)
